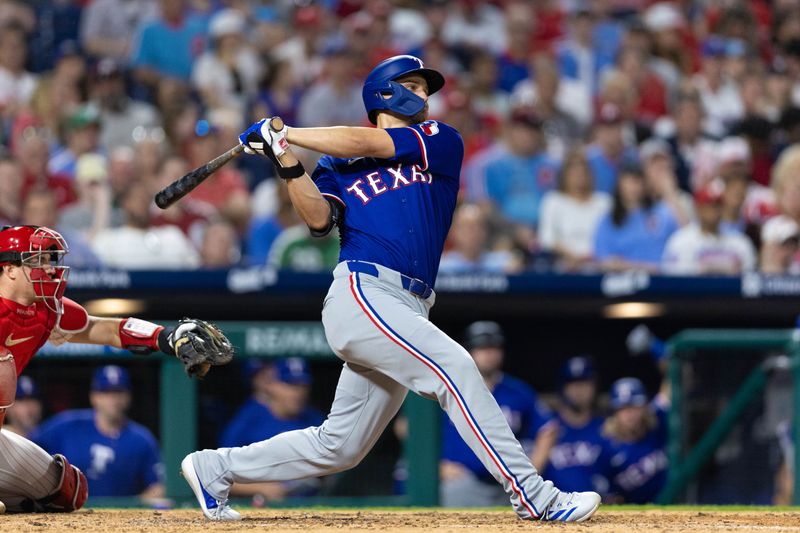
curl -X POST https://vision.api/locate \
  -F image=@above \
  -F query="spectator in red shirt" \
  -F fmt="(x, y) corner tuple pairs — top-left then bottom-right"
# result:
(16, 133), (77, 210)
(150, 155), (214, 247)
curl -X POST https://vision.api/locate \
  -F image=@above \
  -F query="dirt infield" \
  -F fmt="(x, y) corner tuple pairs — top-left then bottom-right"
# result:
(4, 508), (800, 532)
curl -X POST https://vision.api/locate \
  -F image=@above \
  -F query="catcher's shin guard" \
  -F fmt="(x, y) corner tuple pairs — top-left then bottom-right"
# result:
(34, 454), (88, 512)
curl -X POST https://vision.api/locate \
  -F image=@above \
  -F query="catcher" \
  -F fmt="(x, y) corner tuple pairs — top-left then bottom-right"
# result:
(0, 225), (233, 513)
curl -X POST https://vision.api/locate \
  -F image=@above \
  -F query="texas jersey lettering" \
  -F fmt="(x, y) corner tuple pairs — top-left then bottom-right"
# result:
(312, 120), (463, 288)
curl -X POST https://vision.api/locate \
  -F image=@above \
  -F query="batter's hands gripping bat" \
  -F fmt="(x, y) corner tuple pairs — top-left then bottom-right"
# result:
(154, 117), (287, 209)
(154, 144), (244, 209)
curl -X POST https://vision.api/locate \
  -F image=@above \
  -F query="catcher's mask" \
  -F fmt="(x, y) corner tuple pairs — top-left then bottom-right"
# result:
(0, 225), (69, 313)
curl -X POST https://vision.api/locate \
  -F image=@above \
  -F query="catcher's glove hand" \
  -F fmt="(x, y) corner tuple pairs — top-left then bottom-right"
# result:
(167, 318), (234, 378)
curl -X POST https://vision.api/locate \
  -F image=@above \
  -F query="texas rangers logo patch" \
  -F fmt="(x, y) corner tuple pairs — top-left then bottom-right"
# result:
(420, 121), (439, 136)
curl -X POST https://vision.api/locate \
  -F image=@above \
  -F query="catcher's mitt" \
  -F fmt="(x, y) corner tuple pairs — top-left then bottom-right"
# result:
(168, 318), (235, 378)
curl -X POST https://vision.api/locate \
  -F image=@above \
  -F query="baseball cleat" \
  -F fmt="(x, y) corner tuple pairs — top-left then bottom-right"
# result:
(181, 453), (240, 521)
(541, 490), (601, 522)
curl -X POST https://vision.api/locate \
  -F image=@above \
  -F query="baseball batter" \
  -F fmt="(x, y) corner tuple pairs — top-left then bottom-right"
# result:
(182, 55), (601, 522)
(0, 225), (233, 513)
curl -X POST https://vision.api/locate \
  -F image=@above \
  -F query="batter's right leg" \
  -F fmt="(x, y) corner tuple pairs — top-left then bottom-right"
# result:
(184, 362), (407, 520)
(0, 429), (61, 512)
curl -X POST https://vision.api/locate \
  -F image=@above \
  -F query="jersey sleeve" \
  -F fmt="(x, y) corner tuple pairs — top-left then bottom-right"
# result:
(385, 121), (464, 178)
(311, 155), (345, 208)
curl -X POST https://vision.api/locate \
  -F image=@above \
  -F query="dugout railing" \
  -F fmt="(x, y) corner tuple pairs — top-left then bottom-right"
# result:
(36, 321), (441, 508)
(657, 329), (800, 505)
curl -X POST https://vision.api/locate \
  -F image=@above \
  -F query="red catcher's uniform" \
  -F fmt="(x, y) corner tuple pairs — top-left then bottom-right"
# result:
(0, 296), (89, 375)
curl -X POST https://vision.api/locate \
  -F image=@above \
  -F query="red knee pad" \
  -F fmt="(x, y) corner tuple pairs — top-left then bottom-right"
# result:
(39, 454), (88, 512)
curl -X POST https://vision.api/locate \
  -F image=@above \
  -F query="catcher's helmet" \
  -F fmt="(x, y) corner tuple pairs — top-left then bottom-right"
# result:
(0, 225), (69, 312)
(362, 55), (445, 124)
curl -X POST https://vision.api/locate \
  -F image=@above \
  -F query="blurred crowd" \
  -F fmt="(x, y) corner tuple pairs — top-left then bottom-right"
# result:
(3, 0), (800, 275)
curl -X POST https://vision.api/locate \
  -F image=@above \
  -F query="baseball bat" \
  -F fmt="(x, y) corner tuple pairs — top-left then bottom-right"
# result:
(154, 144), (244, 209)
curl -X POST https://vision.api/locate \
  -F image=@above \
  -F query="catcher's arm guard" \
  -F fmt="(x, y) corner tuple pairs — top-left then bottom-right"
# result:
(166, 318), (235, 378)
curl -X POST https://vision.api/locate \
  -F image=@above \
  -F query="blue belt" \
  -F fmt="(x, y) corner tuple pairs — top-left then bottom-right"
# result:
(346, 261), (433, 299)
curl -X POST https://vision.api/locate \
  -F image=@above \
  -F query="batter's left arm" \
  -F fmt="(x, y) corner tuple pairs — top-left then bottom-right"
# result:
(287, 126), (395, 159)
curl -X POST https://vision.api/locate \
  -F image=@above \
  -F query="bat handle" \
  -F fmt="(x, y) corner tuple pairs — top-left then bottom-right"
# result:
(268, 117), (285, 131)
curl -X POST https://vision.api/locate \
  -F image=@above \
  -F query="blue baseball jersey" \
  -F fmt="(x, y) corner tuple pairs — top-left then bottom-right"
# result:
(542, 415), (612, 494)
(31, 409), (163, 497)
(604, 405), (669, 504)
(312, 120), (464, 288)
(220, 399), (326, 448)
(441, 374), (552, 481)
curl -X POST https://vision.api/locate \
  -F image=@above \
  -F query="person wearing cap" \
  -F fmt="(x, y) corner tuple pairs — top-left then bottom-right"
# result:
(540, 357), (611, 495)
(58, 154), (117, 240)
(272, 5), (326, 87)
(586, 102), (638, 195)
(760, 144), (800, 273)
(4, 376), (42, 437)
(220, 358), (325, 502)
(483, 107), (559, 232)
(184, 118), (252, 233)
(31, 366), (164, 499)
(662, 180), (756, 275)
(440, 321), (555, 507)
(90, 57), (161, 151)
(48, 103), (103, 180)
(538, 148), (611, 272)
(601, 377), (668, 504)
(593, 161), (679, 272)
(714, 136), (777, 226)
(192, 8), (262, 114)
(692, 35), (744, 138)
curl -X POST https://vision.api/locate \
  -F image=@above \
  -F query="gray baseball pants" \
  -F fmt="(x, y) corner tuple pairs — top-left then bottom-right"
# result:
(0, 428), (60, 511)
(193, 261), (559, 519)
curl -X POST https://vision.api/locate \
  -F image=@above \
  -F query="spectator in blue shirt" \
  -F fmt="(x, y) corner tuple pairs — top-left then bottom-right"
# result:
(541, 357), (611, 495)
(440, 321), (554, 507)
(130, 0), (207, 95)
(594, 161), (679, 272)
(586, 103), (639, 195)
(601, 377), (669, 504)
(221, 358), (325, 502)
(484, 108), (559, 231)
(32, 366), (164, 500)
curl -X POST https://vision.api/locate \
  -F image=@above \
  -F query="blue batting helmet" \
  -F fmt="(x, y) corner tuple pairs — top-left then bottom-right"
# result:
(559, 356), (596, 386)
(609, 377), (649, 410)
(362, 55), (445, 124)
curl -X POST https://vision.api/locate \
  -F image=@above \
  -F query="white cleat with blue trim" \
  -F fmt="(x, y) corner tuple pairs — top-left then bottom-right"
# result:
(542, 491), (601, 522)
(181, 453), (241, 521)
